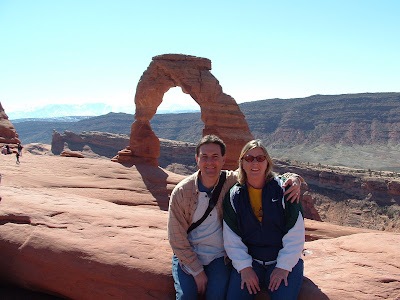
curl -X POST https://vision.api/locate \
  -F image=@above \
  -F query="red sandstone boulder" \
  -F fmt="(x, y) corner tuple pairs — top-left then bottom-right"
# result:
(0, 102), (21, 145)
(60, 150), (85, 158)
(0, 153), (399, 299)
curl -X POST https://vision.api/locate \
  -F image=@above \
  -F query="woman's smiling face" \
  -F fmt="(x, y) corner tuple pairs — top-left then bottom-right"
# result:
(242, 147), (268, 183)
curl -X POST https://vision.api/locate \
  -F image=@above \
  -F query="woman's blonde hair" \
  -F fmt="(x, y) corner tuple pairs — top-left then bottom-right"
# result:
(238, 139), (275, 185)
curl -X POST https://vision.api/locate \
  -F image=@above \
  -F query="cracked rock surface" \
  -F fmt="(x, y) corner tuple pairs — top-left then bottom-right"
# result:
(1, 151), (399, 299)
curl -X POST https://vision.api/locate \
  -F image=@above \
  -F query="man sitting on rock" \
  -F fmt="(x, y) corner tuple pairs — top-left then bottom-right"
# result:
(167, 135), (302, 299)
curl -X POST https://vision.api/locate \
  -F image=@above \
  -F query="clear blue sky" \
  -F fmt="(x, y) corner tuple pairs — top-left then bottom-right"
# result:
(1, 0), (399, 113)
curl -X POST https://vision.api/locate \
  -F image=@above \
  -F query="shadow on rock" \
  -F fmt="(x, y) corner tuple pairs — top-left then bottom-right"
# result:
(254, 276), (329, 300)
(0, 284), (64, 300)
(135, 163), (171, 211)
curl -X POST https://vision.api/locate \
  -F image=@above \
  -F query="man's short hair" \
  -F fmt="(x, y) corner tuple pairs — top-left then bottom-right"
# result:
(196, 135), (226, 157)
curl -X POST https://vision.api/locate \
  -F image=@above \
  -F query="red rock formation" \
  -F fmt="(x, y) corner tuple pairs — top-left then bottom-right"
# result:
(114, 54), (254, 169)
(51, 130), (197, 172)
(1, 153), (399, 299)
(273, 159), (400, 232)
(50, 130), (64, 154)
(0, 102), (21, 145)
(275, 160), (400, 206)
(60, 150), (85, 158)
(52, 130), (130, 157)
(300, 183), (322, 221)
(388, 181), (400, 196)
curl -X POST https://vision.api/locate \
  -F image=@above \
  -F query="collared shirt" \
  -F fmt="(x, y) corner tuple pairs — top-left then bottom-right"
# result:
(184, 179), (225, 274)
(168, 170), (238, 275)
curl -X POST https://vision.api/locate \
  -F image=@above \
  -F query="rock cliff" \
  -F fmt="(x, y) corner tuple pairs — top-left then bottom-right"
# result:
(51, 130), (130, 158)
(51, 130), (197, 172)
(274, 159), (400, 231)
(241, 93), (400, 146)
(0, 102), (21, 145)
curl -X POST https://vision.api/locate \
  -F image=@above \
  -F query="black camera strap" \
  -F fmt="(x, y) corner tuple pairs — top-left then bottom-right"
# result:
(187, 171), (227, 234)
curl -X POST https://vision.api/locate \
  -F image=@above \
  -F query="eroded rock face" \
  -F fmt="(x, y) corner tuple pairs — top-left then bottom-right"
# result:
(0, 102), (21, 145)
(51, 130), (197, 172)
(60, 150), (85, 158)
(274, 159), (400, 232)
(114, 54), (254, 169)
(51, 130), (130, 158)
(1, 153), (399, 299)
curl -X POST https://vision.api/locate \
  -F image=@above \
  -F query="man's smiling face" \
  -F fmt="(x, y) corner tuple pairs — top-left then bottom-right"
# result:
(195, 143), (226, 188)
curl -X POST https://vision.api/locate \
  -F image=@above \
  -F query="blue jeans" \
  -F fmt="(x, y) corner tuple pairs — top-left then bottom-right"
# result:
(226, 259), (303, 300)
(172, 255), (231, 300)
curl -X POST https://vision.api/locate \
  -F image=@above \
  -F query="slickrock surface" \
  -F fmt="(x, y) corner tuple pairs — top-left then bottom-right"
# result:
(1, 151), (399, 299)
(0, 101), (21, 145)
(51, 130), (198, 173)
(114, 54), (254, 169)
(301, 229), (400, 300)
(60, 150), (85, 158)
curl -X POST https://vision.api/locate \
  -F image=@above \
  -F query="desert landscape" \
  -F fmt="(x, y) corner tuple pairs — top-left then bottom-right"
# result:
(1, 147), (400, 299)
(1, 54), (400, 299)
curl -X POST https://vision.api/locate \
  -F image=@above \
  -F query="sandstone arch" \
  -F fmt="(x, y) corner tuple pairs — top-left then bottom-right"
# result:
(114, 54), (254, 170)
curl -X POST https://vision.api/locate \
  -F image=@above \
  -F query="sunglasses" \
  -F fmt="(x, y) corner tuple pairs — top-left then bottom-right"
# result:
(243, 155), (267, 163)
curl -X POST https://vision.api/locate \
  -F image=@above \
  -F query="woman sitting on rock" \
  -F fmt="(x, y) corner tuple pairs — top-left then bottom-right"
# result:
(223, 140), (305, 300)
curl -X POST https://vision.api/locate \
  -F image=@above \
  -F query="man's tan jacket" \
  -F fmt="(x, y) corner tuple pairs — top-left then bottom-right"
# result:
(167, 170), (237, 274)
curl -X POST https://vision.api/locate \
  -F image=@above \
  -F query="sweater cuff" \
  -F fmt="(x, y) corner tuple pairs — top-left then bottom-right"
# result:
(281, 173), (305, 184)
(181, 260), (204, 276)
(234, 258), (253, 273)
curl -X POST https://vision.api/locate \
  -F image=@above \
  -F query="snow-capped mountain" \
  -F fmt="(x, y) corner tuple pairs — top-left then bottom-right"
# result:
(7, 102), (200, 120)
(7, 103), (119, 120)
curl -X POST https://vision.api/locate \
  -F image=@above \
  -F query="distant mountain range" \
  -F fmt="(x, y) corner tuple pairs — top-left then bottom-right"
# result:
(8, 102), (200, 120)
(11, 92), (400, 172)
(8, 103), (117, 120)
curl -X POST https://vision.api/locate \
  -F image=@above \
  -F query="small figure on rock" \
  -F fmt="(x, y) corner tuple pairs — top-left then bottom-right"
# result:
(17, 143), (23, 156)
(16, 151), (20, 164)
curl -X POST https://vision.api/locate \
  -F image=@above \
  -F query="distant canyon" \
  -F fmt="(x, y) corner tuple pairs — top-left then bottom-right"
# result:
(14, 92), (400, 172)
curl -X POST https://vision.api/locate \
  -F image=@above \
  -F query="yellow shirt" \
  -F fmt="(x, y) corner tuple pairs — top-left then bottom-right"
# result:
(248, 186), (263, 222)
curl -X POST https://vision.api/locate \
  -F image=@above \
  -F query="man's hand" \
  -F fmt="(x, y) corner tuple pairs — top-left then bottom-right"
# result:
(283, 177), (301, 203)
(269, 267), (289, 291)
(240, 267), (260, 295)
(194, 270), (208, 295)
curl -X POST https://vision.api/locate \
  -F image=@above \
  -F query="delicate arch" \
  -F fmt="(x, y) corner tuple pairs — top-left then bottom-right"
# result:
(114, 54), (254, 170)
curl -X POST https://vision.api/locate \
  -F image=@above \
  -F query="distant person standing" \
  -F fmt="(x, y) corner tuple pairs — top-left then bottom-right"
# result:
(17, 143), (23, 156)
(16, 151), (20, 164)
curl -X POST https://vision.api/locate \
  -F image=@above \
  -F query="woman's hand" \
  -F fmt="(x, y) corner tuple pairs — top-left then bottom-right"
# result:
(269, 267), (289, 291)
(283, 177), (301, 203)
(240, 266), (260, 295)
